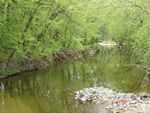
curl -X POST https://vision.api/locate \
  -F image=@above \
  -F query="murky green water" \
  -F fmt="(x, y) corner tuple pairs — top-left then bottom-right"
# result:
(0, 50), (150, 113)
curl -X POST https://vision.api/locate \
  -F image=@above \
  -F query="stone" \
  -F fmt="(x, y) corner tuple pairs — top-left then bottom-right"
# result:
(75, 86), (150, 113)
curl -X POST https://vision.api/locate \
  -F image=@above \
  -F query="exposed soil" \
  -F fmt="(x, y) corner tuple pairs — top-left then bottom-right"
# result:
(0, 49), (99, 79)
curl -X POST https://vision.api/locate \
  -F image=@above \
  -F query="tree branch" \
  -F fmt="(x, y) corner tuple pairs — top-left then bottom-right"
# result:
(125, 0), (150, 15)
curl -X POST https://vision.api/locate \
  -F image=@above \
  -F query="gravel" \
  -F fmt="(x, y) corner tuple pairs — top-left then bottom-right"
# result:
(75, 87), (150, 113)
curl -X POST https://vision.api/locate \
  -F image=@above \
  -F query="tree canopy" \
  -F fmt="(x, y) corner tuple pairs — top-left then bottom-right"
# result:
(0, 0), (150, 66)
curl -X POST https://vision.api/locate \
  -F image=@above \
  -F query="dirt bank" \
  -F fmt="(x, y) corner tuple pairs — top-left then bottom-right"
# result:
(0, 49), (99, 79)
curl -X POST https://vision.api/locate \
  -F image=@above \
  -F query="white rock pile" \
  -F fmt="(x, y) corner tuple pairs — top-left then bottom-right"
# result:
(75, 87), (150, 113)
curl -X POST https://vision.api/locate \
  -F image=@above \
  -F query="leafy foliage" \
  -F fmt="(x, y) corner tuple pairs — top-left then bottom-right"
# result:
(0, 0), (150, 66)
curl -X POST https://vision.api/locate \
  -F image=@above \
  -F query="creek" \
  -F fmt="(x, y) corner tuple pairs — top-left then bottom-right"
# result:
(0, 49), (149, 113)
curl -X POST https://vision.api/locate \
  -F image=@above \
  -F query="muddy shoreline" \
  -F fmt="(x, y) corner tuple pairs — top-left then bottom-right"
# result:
(0, 49), (99, 79)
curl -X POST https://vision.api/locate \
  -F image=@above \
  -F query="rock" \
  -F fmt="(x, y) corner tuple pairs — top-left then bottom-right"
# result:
(98, 40), (118, 48)
(75, 86), (150, 113)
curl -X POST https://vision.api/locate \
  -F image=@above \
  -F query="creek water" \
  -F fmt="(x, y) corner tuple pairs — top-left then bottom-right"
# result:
(0, 49), (150, 113)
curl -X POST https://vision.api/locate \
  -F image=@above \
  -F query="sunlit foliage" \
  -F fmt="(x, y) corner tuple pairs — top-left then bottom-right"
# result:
(0, 0), (150, 66)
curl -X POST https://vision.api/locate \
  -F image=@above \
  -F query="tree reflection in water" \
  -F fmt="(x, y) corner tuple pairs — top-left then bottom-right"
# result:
(0, 50), (149, 113)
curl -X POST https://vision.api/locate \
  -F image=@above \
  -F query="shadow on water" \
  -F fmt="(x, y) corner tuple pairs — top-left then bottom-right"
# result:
(0, 49), (150, 113)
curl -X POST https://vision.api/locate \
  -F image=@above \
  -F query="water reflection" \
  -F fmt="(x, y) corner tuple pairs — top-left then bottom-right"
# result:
(0, 50), (150, 113)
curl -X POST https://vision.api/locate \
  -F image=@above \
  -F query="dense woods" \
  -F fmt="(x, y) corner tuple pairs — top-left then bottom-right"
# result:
(0, 0), (150, 71)
(0, 1), (150, 113)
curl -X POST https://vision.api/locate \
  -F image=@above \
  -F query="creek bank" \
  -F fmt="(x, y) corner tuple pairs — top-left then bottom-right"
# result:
(75, 87), (150, 113)
(133, 64), (150, 79)
(0, 49), (99, 79)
